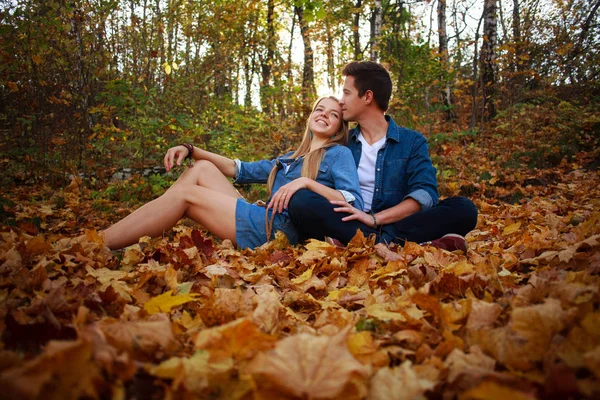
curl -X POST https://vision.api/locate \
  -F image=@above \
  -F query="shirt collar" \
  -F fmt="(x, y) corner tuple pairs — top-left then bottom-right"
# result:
(350, 115), (399, 143)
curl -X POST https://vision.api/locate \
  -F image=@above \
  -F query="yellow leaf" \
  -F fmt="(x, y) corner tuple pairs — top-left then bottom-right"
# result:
(347, 331), (377, 357)
(144, 290), (199, 314)
(150, 351), (234, 394)
(32, 54), (42, 65)
(164, 63), (172, 75)
(291, 265), (315, 284)
(327, 286), (361, 301)
(460, 380), (536, 400)
(502, 222), (521, 236)
(365, 304), (406, 322)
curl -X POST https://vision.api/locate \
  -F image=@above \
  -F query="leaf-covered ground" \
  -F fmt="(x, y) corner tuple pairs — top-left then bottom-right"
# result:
(1, 113), (600, 399)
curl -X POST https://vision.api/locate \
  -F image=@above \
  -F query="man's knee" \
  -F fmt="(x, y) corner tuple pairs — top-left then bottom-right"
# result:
(441, 196), (478, 229)
(289, 189), (318, 216)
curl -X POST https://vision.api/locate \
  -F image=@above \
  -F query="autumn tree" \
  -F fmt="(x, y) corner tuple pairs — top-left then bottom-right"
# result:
(480, 0), (498, 122)
(294, 2), (317, 117)
(437, 0), (456, 121)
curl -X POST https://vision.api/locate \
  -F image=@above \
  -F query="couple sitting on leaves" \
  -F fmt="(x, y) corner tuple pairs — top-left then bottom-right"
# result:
(103, 61), (478, 253)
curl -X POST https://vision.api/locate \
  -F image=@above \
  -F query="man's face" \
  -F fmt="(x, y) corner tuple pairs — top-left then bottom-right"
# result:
(339, 75), (365, 121)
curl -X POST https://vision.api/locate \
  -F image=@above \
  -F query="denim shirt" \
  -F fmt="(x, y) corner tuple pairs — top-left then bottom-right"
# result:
(347, 115), (438, 213)
(234, 145), (364, 211)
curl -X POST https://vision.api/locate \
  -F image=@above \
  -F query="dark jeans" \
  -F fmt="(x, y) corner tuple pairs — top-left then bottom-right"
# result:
(288, 189), (478, 245)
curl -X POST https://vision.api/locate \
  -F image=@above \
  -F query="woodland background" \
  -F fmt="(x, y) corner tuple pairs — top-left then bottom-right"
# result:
(1, 0), (600, 399)
(1, 0), (598, 190)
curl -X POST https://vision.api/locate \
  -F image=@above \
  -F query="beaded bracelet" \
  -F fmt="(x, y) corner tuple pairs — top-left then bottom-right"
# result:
(371, 211), (379, 229)
(182, 143), (194, 160)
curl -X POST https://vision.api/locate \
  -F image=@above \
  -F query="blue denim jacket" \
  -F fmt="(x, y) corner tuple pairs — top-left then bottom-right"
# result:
(348, 116), (438, 212)
(234, 145), (364, 211)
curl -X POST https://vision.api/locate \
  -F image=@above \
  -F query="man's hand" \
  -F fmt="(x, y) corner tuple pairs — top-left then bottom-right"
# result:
(268, 177), (310, 214)
(330, 200), (375, 227)
(163, 145), (190, 172)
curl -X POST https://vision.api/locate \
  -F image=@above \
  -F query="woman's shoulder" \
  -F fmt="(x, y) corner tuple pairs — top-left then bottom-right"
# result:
(324, 144), (353, 159)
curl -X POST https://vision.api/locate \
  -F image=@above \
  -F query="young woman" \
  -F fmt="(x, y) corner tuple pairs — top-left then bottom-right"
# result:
(102, 96), (363, 250)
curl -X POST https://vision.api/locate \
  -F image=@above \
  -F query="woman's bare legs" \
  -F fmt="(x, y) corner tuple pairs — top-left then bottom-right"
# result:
(103, 160), (242, 249)
(167, 160), (241, 197)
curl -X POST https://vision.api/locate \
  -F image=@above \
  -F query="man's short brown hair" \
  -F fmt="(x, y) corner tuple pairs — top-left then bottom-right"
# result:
(342, 61), (392, 111)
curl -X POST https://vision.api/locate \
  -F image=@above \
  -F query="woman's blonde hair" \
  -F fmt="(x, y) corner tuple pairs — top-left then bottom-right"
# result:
(267, 96), (349, 194)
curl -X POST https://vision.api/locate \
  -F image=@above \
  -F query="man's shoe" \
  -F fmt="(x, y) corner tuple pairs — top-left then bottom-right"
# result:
(422, 234), (467, 253)
(324, 236), (344, 247)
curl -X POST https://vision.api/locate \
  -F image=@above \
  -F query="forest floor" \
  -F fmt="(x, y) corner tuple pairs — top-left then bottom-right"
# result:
(1, 102), (600, 399)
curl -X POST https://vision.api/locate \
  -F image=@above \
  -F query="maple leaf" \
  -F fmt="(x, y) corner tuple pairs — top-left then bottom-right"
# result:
(584, 346), (600, 379)
(150, 350), (235, 395)
(248, 327), (370, 399)
(466, 298), (503, 330)
(85, 266), (133, 302)
(199, 288), (253, 326)
(444, 346), (496, 384)
(0, 339), (103, 399)
(347, 331), (388, 366)
(144, 290), (199, 314)
(99, 314), (178, 361)
(367, 361), (437, 400)
(469, 299), (570, 370)
(365, 303), (407, 322)
(251, 287), (282, 334)
(460, 380), (537, 400)
(194, 318), (277, 361)
(187, 229), (214, 257)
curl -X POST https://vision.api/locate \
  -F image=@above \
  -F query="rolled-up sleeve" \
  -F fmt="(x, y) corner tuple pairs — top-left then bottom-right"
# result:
(331, 147), (364, 211)
(234, 158), (277, 184)
(404, 137), (438, 210)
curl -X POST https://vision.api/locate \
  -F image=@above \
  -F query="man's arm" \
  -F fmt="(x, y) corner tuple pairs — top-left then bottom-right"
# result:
(372, 197), (420, 225)
(332, 132), (436, 227)
(332, 197), (420, 228)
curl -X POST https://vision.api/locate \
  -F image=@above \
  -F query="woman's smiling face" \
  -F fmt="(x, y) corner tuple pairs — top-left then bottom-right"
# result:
(308, 97), (343, 139)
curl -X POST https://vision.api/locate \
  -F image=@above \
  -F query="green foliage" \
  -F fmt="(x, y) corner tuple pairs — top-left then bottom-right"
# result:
(91, 174), (176, 206)
(355, 317), (379, 333)
(429, 129), (478, 147)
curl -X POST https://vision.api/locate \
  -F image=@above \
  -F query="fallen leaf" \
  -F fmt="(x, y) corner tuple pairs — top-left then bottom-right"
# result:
(144, 290), (199, 314)
(248, 327), (370, 399)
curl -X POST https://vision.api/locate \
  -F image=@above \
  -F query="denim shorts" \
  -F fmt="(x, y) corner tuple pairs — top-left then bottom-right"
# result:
(235, 198), (300, 249)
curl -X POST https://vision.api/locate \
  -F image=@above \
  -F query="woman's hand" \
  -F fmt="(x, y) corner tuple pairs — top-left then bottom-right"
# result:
(164, 145), (191, 172)
(330, 200), (375, 227)
(268, 177), (310, 214)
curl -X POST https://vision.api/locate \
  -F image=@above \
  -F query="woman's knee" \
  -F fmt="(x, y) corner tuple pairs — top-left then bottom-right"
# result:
(166, 184), (196, 205)
(191, 159), (219, 175)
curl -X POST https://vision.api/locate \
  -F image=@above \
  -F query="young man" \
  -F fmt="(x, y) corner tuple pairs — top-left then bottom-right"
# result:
(287, 61), (478, 252)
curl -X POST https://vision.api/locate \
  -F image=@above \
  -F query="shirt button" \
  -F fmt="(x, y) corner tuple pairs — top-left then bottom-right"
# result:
(376, 189), (379, 192)
(377, 168), (380, 171)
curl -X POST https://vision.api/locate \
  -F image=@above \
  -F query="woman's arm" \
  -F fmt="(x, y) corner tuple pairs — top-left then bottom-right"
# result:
(164, 145), (236, 177)
(268, 177), (345, 214)
(269, 147), (363, 214)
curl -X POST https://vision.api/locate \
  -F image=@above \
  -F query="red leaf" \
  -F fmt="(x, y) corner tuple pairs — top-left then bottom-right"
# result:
(192, 230), (214, 256)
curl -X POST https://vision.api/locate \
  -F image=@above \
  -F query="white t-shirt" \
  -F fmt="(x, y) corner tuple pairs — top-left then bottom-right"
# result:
(357, 133), (387, 212)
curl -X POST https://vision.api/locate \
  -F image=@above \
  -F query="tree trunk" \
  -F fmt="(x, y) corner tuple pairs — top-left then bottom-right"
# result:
(295, 5), (316, 117)
(438, 0), (455, 121)
(480, 0), (498, 122)
(353, 0), (362, 60)
(469, 13), (484, 130)
(72, 8), (92, 169)
(370, 0), (382, 61)
(260, 0), (275, 114)
(285, 14), (296, 118)
(512, 0), (522, 73)
(325, 18), (336, 92)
